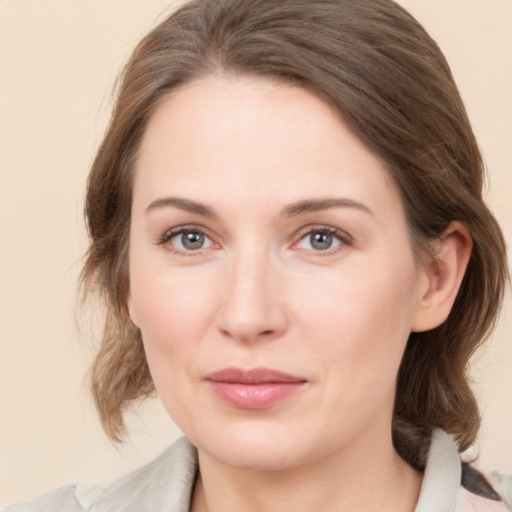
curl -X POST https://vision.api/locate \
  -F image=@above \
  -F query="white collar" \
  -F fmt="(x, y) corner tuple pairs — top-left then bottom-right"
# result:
(414, 429), (461, 512)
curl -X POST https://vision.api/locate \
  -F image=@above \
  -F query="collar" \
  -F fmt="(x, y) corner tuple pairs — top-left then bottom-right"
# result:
(84, 430), (507, 512)
(88, 437), (197, 512)
(414, 429), (461, 512)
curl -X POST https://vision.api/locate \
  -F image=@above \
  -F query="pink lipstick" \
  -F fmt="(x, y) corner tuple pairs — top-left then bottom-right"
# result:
(205, 367), (307, 409)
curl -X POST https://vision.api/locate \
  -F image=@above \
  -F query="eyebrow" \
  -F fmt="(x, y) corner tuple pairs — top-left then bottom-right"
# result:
(146, 197), (217, 217)
(282, 198), (374, 217)
(145, 196), (374, 218)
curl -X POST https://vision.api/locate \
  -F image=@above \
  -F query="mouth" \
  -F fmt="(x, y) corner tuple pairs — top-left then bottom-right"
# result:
(204, 367), (307, 409)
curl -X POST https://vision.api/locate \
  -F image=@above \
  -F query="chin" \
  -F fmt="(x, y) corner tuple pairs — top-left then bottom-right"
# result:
(208, 441), (304, 472)
(190, 419), (321, 471)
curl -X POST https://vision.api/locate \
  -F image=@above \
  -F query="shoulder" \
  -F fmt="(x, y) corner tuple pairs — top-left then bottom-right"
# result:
(90, 436), (198, 511)
(417, 430), (511, 512)
(459, 461), (512, 511)
(457, 460), (512, 511)
(3, 437), (198, 512)
(492, 471), (512, 512)
(3, 485), (83, 512)
(458, 485), (510, 512)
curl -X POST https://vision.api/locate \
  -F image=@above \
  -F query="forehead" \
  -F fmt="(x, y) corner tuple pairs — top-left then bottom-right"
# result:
(134, 75), (399, 215)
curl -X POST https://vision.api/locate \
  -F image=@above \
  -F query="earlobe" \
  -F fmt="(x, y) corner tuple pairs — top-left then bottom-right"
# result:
(411, 221), (472, 333)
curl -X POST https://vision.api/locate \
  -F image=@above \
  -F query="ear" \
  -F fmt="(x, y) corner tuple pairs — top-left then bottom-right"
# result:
(411, 221), (472, 333)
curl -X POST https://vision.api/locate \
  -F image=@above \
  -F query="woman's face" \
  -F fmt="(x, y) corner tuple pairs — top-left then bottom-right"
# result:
(128, 76), (430, 471)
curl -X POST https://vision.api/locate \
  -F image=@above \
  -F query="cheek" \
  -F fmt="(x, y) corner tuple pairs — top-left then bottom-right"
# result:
(129, 269), (218, 432)
(294, 258), (419, 386)
(130, 258), (217, 339)
(129, 258), (220, 391)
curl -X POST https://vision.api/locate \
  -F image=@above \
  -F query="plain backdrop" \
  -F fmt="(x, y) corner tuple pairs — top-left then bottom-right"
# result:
(1, 0), (511, 505)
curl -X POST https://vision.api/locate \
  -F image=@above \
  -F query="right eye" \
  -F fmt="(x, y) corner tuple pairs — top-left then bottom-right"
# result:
(160, 228), (217, 254)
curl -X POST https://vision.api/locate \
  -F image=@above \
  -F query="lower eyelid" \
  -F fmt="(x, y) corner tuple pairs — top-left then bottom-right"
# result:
(291, 227), (354, 254)
(160, 227), (223, 256)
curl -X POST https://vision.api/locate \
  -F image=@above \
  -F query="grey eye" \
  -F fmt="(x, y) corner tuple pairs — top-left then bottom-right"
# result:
(296, 230), (343, 252)
(309, 232), (333, 250)
(171, 231), (207, 251)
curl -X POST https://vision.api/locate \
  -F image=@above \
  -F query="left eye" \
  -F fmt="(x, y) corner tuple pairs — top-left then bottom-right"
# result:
(169, 230), (214, 251)
(297, 230), (343, 251)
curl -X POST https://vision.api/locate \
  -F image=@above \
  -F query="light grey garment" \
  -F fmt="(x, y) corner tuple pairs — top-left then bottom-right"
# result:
(4, 430), (511, 512)
(3, 437), (197, 512)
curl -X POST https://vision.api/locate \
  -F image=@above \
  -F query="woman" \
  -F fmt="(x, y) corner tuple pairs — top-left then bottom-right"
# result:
(5, 0), (511, 510)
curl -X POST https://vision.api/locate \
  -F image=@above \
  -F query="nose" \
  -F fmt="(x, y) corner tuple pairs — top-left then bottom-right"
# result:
(216, 247), (289, 344)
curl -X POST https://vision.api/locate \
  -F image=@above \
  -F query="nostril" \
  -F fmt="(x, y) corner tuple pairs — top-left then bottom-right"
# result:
(219, 326), (278, 343)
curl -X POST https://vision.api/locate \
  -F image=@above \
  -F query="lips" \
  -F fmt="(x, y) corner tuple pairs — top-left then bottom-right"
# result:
(205, 367), (307, 409)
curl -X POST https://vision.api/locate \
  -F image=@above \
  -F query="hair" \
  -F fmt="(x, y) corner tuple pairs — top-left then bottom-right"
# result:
(82, 0), (508, 468)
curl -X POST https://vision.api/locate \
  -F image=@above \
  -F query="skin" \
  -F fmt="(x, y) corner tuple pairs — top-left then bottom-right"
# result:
(128, 75), (471, 512)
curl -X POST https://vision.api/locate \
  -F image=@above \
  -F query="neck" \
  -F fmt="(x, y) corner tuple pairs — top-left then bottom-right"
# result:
(190, 421), (422, 512)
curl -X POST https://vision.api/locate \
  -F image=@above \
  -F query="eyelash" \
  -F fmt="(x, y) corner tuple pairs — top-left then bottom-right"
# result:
(294, 225), (353, 255)
(157, 225), (353, 256)
(157, 225), (217, 256)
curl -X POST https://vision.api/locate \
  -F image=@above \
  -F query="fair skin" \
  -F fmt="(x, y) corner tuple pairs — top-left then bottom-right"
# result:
(128, 75), (471, 512)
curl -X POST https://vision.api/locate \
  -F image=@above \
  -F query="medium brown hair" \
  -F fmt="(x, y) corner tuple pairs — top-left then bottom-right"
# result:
(82, 0), (508, 466)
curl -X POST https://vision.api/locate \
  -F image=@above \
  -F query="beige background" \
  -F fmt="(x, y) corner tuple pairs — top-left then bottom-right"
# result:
(0, 0), (511, 506)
